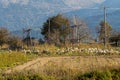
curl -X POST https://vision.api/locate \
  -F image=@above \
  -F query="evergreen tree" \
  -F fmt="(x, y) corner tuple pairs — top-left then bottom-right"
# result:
(41, 14), (70, 44)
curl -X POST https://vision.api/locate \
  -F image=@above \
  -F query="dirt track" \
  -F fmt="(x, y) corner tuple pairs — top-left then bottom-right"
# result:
(4, 56), (120, 74)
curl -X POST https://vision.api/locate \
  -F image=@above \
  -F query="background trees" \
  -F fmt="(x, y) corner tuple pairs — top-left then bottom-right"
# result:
(0, 15), (118, 48)
(0, 27), (23, 50)
(70, 16), (91, 43)
(41, 14), (92, 45)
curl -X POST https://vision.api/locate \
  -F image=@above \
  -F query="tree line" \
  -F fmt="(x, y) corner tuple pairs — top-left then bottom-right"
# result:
(41, 14), (120, 46)
(0, 14), (120, 50)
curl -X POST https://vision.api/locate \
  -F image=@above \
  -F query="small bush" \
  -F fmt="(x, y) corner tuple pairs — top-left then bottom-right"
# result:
(77, 69), (120, 80)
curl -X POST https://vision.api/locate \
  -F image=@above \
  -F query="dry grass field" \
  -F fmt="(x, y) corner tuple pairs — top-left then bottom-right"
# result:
(3, 55), (120, 78)
(0, 44), (120, 79)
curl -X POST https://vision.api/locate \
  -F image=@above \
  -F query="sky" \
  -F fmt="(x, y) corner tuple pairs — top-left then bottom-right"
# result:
(0, 0), (105, 6)
(0, 0), (106, 11)
(0, 0), (119, 32)
(0, 0), (119, 15)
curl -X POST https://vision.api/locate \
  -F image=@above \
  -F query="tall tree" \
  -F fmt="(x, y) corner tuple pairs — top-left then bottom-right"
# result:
(98, 21), (112, 43)
(0, 27), (9, 47)
(41, 14), (70, 44)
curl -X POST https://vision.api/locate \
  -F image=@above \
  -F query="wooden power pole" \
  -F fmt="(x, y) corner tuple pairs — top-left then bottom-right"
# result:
(47, 18), (51, 44)
(103, 6), (107, 48)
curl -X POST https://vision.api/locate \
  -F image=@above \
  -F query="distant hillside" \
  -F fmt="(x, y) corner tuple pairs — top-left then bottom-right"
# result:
(6, 9), (120, 38)
(65, 9), (120, 34)
(84, 10), (120, 29)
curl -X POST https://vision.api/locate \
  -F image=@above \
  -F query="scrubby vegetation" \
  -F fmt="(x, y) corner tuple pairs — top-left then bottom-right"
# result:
(77, 68), (120, 80)
(1, 68), (120, 80)
(0, 74), (57, 80)
(0, 55), (120, 80)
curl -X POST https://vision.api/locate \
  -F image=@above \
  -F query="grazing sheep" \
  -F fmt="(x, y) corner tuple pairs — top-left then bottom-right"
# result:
(33, 49), (39, 54)
(42, 50), (50, 54)
(26, 50), (32, 53)
(21, 49), (26, 53)
(21, 49), (31, 54)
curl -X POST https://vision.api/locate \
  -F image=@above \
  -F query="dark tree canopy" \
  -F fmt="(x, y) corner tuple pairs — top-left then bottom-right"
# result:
(0, 27), (9, 47)
(41, 14), (70, 44)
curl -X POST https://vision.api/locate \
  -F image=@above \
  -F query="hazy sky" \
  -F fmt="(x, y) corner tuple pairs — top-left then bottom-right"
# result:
(0, 0), (108, 15)
(0, 0), (119, 31)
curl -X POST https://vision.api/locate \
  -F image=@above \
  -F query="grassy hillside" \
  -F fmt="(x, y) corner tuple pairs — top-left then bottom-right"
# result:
(0, 50), (37, 71)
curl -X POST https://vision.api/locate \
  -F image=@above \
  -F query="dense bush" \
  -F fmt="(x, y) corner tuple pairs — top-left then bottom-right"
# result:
(77, 68), (120, 80)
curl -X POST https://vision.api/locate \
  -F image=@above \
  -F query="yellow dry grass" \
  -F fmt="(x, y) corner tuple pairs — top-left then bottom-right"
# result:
(4, 55), (120, 78)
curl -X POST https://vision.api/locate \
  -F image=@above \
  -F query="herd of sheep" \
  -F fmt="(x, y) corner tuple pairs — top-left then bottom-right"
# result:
(56, 47), (120, 55)
(1, 46), (119, 55)
(19, 47), (120, 55)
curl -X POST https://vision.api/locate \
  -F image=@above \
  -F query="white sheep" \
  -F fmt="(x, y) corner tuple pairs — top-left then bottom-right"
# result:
(33, 49), (39, 54)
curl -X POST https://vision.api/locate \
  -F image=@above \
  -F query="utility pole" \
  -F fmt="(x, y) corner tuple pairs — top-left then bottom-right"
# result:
(103, 6), (107, 48)
(75, 15), (80, 43)
(47, 6), (51, 44)
(73, 15), (78, 42)
(48, 18), (51, 43)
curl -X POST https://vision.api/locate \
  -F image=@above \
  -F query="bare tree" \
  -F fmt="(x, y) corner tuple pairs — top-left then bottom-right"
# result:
(70, 16), (91, 43)
(19, 8), (41, 47)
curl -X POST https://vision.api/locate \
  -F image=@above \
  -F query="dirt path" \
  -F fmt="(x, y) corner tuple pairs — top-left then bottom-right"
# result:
(4, 56), (120, 74)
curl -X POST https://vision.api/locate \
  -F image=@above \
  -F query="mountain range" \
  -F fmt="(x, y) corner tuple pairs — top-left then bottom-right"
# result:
(0, 0), (119, 38)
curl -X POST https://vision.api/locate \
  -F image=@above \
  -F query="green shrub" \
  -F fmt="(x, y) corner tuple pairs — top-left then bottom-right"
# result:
(2, 74), (57, 80)
(77, 70), (113, 80)
(111, 69), (120, 80)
